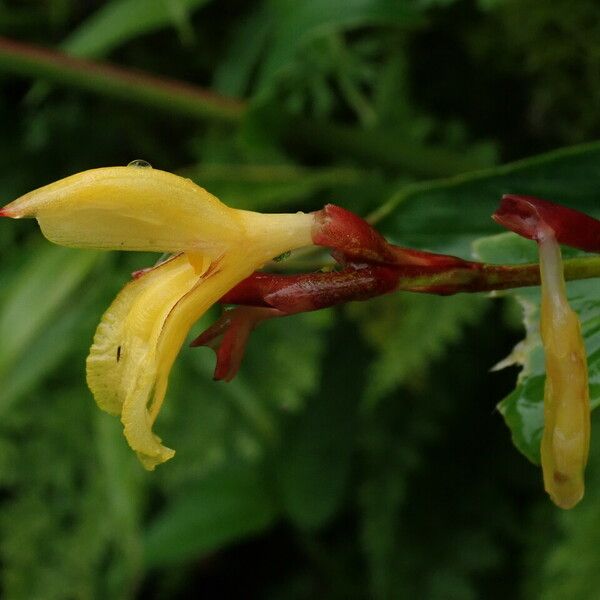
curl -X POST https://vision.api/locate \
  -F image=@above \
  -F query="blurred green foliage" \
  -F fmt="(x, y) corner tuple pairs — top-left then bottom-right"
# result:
(1, 0), (600, 598)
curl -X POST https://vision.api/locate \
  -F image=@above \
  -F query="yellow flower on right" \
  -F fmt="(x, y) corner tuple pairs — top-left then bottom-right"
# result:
(538, 228), (589, 509)
(493, 194), (599, 509)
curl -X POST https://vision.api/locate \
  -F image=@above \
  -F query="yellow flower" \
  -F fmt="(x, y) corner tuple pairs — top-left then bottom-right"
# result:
(538, 229), (590, 509)
(1, 166), (315, 469)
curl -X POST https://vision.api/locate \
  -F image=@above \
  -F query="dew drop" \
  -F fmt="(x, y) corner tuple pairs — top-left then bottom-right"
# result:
(127, 159), (152, 168)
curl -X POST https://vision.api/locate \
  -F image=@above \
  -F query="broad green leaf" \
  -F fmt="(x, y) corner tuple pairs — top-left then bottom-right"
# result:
(374, 141), (600, 257)
(61, 0), (213, 59)
(473, 232), (600, 463)
(144, 462), (277, 567)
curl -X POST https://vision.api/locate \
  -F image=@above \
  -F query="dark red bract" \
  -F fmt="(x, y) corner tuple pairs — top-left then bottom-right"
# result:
(493, 195), (600, 252)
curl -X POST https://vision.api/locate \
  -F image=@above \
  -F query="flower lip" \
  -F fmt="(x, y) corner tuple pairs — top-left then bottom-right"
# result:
(493, 194), (600, 253)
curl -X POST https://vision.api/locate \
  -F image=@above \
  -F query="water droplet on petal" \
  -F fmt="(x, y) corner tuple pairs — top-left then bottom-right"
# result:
(127, 159), (152, 168)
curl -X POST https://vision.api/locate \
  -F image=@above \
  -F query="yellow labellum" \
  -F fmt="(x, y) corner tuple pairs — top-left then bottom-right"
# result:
(88, 252), (257, 470)
(5, 166), (316, 469)
(539, 231), (590, 509)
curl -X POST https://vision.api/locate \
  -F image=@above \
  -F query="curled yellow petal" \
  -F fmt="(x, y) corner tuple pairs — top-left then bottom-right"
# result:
(87, 254), (197, 468)
(88, 252), (259, 469)
(87, 243), (312, 470)
(539, 231), (590, 509)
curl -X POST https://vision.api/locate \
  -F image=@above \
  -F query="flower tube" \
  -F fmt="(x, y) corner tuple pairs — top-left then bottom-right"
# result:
(494, 195), (593, 508)
(538, 227), (589, 508)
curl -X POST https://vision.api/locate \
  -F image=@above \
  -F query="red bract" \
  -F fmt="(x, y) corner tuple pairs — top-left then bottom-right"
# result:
(197, 195), (600, 384)
(312, 204), (396, 264)
(205, 197), (600, 380)
(220, 266), (401, 312)
(191, 306), (283, 382)
(313, 204), (476, 268)
(493, 195), (600, 252)
(197, 265), (401, 380)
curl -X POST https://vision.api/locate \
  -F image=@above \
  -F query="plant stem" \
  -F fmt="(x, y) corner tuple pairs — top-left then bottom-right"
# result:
(0, 36), (244, 123)
(394, 256), (600, 295)
(0, 36), (493, 177)
(220, 257), (600, 317)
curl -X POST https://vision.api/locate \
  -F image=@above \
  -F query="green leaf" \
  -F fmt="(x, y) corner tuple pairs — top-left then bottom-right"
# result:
(144, 462), (277, 567)
(256, 0), (422, 95)
(212, 2), (273, 97)
(522, 412), (600, 599)
(473, 232), (600, 463)
(374, 141), (600, 257)
(0, 384), (144, 599)
(61, 0), (213, 59)
(0, 245), (101, 413)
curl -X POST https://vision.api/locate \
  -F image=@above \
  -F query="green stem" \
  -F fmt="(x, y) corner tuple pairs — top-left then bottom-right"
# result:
(0, 36), (244, 123)
(0, 36), (492, 177)
(395, 256), (600, 294)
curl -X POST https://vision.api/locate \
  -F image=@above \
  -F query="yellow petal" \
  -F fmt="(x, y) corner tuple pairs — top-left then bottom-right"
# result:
(86, 250), (268, 470)
(539, 232), (590, 509)
(87, 254), (198, 468)
(1, 166), (317, 265)
(2, 167), (244, 256)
